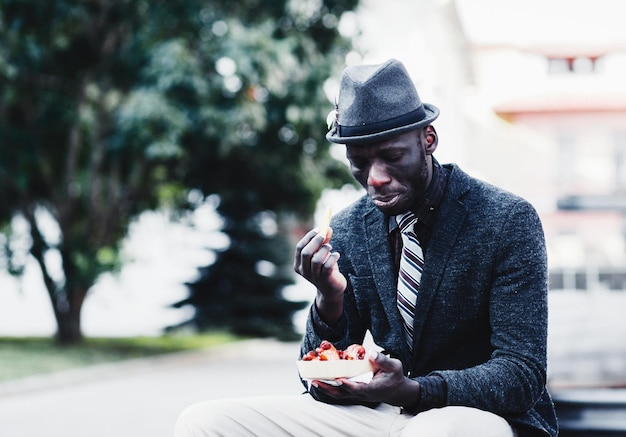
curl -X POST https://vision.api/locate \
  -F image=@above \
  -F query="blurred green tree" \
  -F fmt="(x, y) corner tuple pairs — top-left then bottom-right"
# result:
(0, 0), (357, 344)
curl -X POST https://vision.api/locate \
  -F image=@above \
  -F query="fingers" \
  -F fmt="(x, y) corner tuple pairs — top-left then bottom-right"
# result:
(294, 229), (337, 282)
(310, 243), (333, 274)
(370, 351), (404, 375)
(311, 379), (360, 400)
(293, 229), (318, 274)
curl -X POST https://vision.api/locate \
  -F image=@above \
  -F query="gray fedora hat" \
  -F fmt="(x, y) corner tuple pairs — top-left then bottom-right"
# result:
(326, 59), (439, 145)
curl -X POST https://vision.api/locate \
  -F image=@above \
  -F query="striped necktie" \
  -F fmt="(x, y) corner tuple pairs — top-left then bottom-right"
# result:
(396, 212), (424, 350)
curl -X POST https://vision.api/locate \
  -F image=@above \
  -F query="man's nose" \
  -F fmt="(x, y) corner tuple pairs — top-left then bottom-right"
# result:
(367, 162), (391, 188)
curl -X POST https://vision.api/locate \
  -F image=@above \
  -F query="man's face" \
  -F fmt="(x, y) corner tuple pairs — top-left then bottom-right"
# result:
(346, 130), (431, 216)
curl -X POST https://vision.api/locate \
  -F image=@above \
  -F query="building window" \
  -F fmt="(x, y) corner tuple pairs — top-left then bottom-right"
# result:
(548, 56), (600, 74)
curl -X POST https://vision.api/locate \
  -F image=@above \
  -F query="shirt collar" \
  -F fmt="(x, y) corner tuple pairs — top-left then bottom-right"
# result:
(389, 158), (448, 233)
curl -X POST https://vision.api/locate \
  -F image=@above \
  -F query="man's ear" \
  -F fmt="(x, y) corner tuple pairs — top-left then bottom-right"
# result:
(422, 125), (438, 154)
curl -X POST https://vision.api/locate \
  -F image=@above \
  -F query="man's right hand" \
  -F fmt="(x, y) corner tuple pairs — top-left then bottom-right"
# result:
(294, 227), (347, 325)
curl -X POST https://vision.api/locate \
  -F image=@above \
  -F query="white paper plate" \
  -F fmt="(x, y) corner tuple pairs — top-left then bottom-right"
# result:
(296, 359), (375, 380)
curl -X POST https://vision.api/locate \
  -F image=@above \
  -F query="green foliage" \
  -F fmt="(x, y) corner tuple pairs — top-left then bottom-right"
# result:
(172, 202), (307, 340)
(0, 0), (358, 343)
(0, 333), (238, 382)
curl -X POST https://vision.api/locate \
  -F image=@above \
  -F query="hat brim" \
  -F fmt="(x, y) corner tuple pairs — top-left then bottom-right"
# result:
(326, 103), (440, 145)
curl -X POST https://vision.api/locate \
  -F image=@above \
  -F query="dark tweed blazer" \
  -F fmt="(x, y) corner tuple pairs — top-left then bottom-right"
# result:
(301, 164), (558, 437)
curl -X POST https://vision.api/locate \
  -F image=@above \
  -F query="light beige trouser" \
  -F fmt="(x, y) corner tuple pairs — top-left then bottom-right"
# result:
(174, 394), (517, 437)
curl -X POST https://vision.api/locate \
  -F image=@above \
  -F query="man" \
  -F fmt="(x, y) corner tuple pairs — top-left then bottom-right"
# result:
(175, 59), (558, 436)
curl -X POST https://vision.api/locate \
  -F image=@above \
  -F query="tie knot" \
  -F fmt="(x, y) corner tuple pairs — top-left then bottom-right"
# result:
(397, 212), (418, 234)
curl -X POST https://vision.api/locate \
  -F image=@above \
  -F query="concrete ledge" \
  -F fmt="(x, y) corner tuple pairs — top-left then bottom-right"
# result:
(553, 388), (626, 437)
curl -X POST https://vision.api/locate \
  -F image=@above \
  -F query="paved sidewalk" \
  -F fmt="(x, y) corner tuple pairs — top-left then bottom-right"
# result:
(1, 290), (625, 437)
(0, 339), (305, 437)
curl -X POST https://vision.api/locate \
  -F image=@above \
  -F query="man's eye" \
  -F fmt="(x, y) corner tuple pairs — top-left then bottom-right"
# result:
(350, 159), (367, 170)
(384, 154), (402, 162)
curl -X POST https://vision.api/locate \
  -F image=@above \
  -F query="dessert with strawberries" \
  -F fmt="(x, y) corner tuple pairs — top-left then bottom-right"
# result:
(297, 341), (373, 381)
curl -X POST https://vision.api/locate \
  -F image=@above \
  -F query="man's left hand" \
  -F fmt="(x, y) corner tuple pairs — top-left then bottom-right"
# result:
(310, 351), (421, 407)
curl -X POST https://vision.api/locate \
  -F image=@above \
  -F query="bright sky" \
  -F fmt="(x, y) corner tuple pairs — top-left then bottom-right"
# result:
(455, 0), (626, 47)
(354, 0), (626, 58)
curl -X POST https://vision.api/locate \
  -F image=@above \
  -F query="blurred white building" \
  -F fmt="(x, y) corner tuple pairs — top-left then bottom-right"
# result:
(375, 0), (626, 291)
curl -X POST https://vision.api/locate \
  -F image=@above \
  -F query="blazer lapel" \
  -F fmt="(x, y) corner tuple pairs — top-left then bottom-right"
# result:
(411, 167), (469, 353)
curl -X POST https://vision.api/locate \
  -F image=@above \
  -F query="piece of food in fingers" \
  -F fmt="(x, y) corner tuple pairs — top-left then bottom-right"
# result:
(318, 206), (332, 244)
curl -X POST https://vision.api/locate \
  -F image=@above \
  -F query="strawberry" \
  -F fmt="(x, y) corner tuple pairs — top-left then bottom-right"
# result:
(317, 341), (341, 360)
(342, 344), (366, 360)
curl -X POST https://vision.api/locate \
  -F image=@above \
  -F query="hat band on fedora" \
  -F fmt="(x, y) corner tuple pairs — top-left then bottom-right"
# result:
(338, 107), (427, 138)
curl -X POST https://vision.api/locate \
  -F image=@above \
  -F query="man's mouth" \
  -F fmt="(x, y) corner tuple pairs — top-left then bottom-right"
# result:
(372, 194), (400, 208)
